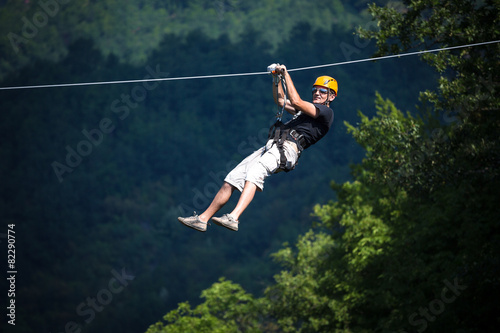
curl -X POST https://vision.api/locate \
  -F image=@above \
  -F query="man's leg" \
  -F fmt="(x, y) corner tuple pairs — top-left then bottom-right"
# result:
(198, 181), (236, 222)
(229, 181), (257, 221)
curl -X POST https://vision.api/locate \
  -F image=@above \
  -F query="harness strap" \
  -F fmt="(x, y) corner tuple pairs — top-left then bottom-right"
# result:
(268, 120), (304, 172)
(277, 129), (289, 171)
(267, 68), (304, 172)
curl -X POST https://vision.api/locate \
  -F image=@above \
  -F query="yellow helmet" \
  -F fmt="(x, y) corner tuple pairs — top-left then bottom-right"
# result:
(313, 76), (338, 95)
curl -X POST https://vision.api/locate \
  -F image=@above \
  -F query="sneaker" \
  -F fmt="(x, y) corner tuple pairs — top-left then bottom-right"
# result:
(178, 213), (208, 232)
(212, 214), (239, 231)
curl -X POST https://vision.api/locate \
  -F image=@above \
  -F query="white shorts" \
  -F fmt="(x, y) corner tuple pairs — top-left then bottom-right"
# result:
(224, 139), (300, 192)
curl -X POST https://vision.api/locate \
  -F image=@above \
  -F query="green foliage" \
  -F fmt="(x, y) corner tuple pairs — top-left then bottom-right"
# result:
(263, 0), (500, 332)
(267, 231), (341, 332)
(358, 0), (500, 116)
(143, 0), (498, 332)
(267, 103), (499, 332)
(0, 0), (374, 80)
(0, 1), (461, 333)
(145, 278), (269, 333)
(3, 23), (428, 332)
(0, 32), (276, 332)
(346, 93), (427, 193)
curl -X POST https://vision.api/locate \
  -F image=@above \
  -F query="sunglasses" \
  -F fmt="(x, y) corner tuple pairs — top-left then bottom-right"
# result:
(312, 87), (329, 95)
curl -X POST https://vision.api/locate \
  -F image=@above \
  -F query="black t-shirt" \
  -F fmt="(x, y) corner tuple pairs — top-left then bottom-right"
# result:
(283, 103), (334, 149)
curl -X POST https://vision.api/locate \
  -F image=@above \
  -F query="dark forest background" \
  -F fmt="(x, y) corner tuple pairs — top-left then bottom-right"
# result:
(1, 0), (498, 332)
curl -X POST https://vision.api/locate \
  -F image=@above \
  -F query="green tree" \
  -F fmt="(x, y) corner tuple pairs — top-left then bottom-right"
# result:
(145, 278), (272, 333)
(0, 0), (373, 80)
(267, 96), (423, 332)
(357, 0), (500, 195)
(142, 0), (498, 331)
(266, 0), (499, 332)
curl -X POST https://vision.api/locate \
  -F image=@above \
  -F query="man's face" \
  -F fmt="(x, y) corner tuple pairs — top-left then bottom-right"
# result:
(312, 85), (335, 105)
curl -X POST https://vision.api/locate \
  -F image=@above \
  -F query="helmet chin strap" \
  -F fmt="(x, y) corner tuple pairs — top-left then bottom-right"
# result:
(322, 89), (331, 106)
(325, 89), (337, 106)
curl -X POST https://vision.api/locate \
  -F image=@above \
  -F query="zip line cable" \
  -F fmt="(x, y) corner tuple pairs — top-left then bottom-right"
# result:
(0, 40), (498, 91)
(287, 40), (500, 72)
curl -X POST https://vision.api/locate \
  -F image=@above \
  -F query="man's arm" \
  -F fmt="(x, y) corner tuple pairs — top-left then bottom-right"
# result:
(274, 65), (320, 118)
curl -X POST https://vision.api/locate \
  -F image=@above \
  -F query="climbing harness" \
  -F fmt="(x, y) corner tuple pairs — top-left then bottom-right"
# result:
(266, 64), (305, 172)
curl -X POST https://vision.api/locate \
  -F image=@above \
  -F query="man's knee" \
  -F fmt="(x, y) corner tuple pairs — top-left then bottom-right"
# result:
(243, 180), (257, 189)
(222, 181), (236, 192)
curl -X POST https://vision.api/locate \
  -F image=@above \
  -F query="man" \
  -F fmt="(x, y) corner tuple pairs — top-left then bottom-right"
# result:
(178, 64), (337, 232)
